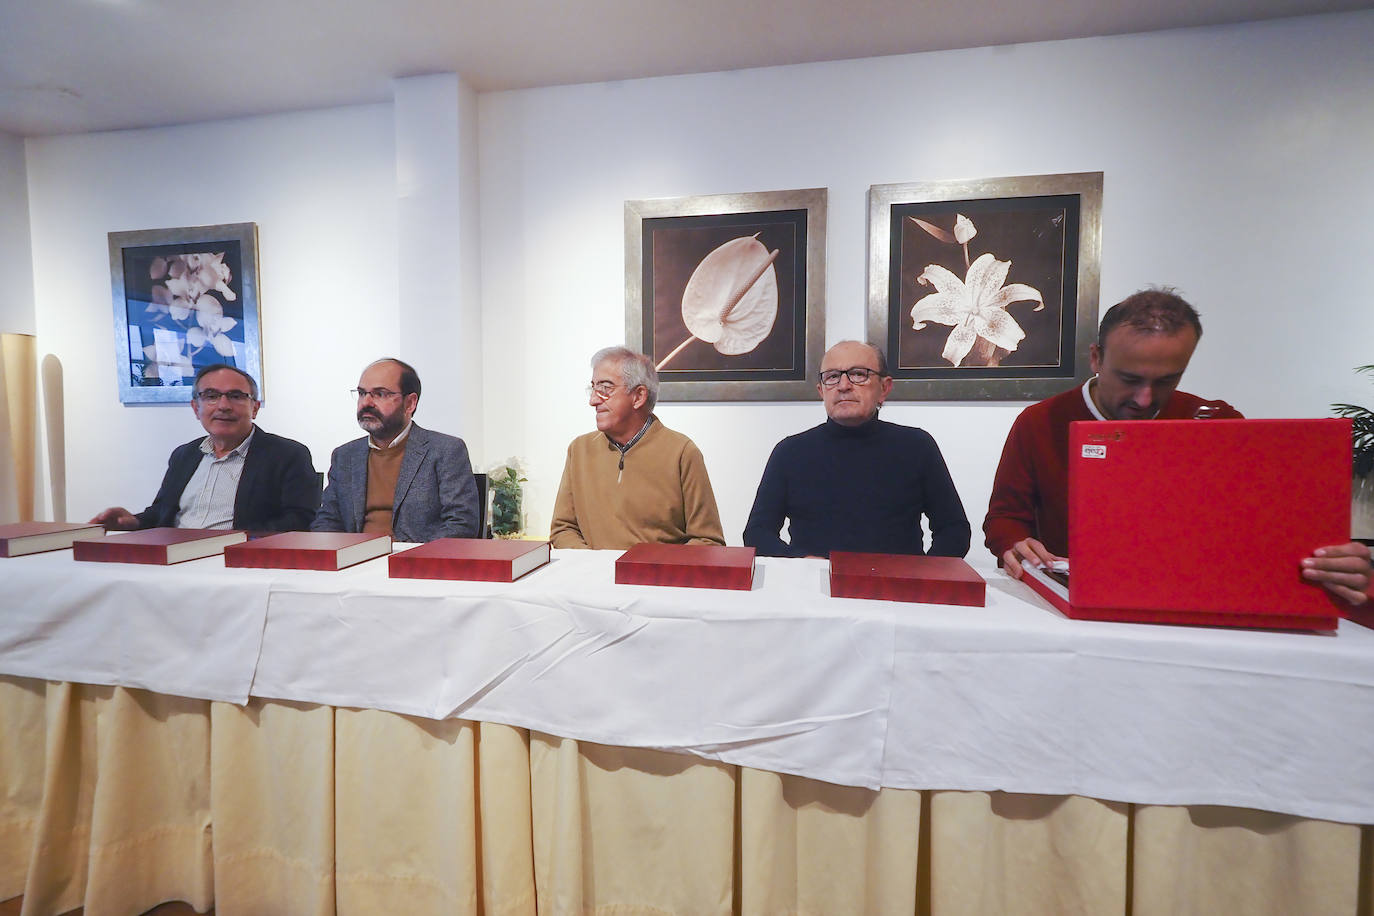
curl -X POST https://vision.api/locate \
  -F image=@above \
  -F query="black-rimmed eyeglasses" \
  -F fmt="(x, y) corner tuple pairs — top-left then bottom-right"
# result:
(194, 389), (254, 404)
(351, 387), (402, 401)
(818, 367), (883, 388)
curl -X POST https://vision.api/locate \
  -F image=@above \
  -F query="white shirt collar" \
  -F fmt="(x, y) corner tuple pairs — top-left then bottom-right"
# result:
(368, 419), (413, 450)
(1081, 378), (1108, 420)
(1083, 377), (1162, 420)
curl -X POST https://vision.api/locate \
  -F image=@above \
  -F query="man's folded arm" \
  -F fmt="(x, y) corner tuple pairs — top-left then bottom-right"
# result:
(548, 451), (588, 548)
(741, 447), (800, 557)
(134, 444), (196, 529)
(262, 440), (320, 531)
(679, 443), (725, 546)
(982, 424), (1040, 561)
(434, 438), (480, 539)
(921, 440), (971, 558)
(310, 450), (346, 533)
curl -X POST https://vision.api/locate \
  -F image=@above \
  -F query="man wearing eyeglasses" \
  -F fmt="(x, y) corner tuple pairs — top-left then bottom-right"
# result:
(550, 346), (724, 548)
(90, 364), (319, 531)
(743, 340), (971, 558)
(311, 357), (479, 542)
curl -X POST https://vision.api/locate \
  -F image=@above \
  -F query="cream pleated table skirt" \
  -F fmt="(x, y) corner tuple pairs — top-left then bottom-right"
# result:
(1, 677), (1366, 916)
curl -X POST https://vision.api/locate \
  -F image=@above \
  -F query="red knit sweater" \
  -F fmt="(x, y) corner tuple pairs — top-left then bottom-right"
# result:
(982, 384), (1242, 560)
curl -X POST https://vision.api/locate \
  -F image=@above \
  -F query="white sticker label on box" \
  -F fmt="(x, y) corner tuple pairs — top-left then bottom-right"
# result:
(1081, 444), (1107, 459)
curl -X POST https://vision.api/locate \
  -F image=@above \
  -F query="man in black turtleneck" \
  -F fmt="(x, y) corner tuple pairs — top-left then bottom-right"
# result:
(743, 340), (970, 558)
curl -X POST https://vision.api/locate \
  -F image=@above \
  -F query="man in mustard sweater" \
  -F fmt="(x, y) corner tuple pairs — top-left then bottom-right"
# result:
(550, 347), (724, 549)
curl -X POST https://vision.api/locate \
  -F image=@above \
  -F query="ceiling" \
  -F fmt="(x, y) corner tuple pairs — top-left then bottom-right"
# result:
(1, 0), (1369, 137)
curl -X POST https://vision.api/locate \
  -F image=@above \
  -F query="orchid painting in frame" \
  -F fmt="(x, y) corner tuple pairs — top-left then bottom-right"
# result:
(867, 173), (1102, 401)
(108, 222), (263, 404)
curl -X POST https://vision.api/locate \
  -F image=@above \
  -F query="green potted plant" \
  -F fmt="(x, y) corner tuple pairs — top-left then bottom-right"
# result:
(487, 460), (527, 538)
(1333, 365), (1374, 540)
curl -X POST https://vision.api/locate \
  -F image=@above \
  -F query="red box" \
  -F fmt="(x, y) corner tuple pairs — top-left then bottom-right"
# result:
(224, 532), (391, 571)
(73, 528), (246, 565)
(614, 543), (755, 591)
(829, 552), (986, 606)
(1019, 560), (1337, 630)
(1056, 419), (1347, 630)
(0, 521), (106, 558)
(390, 538), (550, 582)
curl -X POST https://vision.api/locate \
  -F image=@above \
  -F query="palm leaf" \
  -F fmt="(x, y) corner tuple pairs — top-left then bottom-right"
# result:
(1333, 362), (1374, 476)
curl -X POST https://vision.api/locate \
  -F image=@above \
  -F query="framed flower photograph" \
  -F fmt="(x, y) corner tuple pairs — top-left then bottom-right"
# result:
(625, 188), (826, 401)
(108, 222), (263, 404)
(867, 173), (1102, 401)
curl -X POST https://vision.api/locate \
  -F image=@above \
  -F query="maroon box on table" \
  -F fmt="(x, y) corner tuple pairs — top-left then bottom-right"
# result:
(0, 521), (106, 558)
(73, 528), (246, 565)
(223, 532), (391, 571)
(829, 551), (986, 607)
(390, 538), (550, 582)
(614, 543), (755, 591)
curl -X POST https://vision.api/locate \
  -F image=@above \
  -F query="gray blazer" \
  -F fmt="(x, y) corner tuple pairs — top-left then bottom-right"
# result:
(311, 423), (479, 542)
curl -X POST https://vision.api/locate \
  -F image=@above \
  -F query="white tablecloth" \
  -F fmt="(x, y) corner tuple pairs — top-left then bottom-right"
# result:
(2, 547), (1371, 822)
(0, 550), (274, 702)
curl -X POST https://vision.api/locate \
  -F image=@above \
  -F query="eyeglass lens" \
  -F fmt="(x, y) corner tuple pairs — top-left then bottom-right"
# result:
(819, 368), (877, 387)
(196, 389), (251, 403)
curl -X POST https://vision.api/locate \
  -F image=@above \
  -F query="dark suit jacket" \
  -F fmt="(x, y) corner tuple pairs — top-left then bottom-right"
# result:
(311, 423), (479, 543)
(136, 427), (320, 531)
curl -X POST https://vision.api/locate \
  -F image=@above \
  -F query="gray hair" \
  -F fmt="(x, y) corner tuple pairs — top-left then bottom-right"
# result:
(592, 346), (659, 411)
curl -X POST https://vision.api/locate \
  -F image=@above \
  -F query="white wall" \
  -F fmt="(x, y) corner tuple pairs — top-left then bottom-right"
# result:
(478, 11), (1374, 544)
(20, 11), (1374, 543)
(394, 74), (485, 461)
(0, 130), (35, 334)
(27, 104), (399, 519)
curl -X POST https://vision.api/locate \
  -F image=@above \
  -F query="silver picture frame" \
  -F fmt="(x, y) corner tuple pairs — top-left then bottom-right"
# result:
(626, 188), (826, 402)
(867, 172), (1102, 401)
(109, 222), (263, 404)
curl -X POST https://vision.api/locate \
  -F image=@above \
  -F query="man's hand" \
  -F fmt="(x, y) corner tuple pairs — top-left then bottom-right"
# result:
(89, 507), (139, 530)
(1301, 542), (1373, 605)
(1002, 537), (1064, 580)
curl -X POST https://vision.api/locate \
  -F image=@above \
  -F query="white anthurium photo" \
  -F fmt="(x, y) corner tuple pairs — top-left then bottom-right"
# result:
(658, 233), (779, 370)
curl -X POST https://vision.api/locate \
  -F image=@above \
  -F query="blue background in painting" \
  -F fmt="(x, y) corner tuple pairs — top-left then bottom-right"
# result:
(121, 239), (246, 387)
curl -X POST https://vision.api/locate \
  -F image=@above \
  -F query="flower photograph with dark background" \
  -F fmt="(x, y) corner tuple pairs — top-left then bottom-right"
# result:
(625, 189), (827, 402)
(894, 196), (1074, 373)
(867, 174), (1101, 401)
(644, 210), (806, 379)
(109, 223), (262, 404)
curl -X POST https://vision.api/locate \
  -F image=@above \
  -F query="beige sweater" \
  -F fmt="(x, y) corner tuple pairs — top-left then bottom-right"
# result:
(549, 419), (725, 549)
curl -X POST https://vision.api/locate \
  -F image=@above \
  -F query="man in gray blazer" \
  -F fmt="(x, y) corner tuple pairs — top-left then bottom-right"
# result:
(312, 358), (479, 542)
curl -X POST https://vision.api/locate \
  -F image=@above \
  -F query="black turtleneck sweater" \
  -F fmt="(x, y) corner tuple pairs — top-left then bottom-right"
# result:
(742, 418), (971, 558)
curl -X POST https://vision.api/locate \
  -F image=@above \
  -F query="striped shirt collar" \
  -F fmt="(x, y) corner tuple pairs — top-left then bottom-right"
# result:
(199, 426), (255, 460)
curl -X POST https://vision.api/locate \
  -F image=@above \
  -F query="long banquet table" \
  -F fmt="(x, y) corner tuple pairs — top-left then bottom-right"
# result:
(0, 547), (1371, 915)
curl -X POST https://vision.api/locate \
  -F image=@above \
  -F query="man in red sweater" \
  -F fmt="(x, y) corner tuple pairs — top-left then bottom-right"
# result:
(984, 288), (1371, 605)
